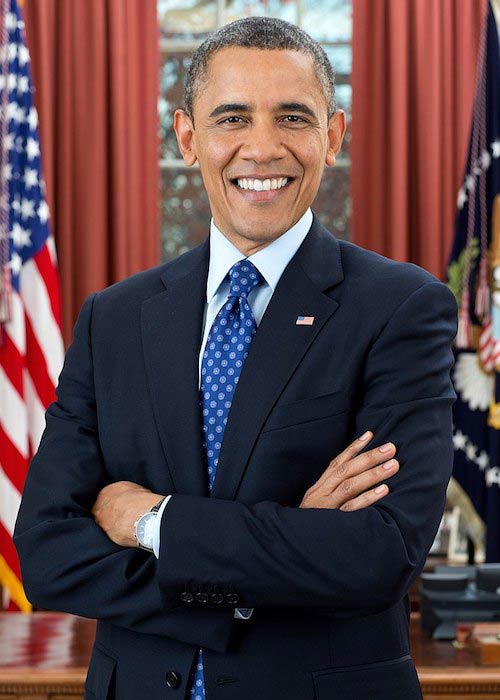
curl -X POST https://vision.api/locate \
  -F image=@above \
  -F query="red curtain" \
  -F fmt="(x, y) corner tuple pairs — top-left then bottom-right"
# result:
(351, 0), (485, 279)
(22, 0), (160, 345)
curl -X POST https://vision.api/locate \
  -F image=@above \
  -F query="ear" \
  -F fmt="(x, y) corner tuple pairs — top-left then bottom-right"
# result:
(325, 110), (346, 167)
(173, 109), (197, 166)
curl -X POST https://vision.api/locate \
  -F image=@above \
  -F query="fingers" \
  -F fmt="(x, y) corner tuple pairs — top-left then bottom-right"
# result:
(339, 483), (389, 512)
(313, 430), (374, 490)
(322, 439), (397, 493)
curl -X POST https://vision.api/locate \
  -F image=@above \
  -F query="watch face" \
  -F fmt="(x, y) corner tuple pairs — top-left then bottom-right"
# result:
(136, 512), (156, 549)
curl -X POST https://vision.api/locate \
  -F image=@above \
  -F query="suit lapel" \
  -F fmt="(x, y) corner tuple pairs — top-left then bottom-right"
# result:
(141, 238), (210, 497)
(212, 216), (344, 500)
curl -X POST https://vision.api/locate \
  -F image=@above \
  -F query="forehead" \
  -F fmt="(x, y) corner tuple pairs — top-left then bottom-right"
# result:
(197, 47), (325, 111)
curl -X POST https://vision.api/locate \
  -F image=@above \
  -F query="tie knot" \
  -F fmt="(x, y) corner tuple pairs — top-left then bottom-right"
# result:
(228, 259), (263, 299)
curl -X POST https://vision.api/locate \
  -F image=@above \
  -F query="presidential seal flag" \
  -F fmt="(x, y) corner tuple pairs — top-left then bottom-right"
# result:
(0, 0), (64, 610)
(446, 1), (500, 562)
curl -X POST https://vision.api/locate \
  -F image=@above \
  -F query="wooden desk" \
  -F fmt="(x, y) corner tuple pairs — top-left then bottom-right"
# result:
(0, 612), (499, 699)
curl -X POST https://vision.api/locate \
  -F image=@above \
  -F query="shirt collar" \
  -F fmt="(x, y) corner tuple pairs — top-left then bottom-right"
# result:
(206, 208), (313, 303)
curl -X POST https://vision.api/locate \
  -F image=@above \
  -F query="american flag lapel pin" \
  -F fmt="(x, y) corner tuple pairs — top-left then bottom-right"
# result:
(296, 315), (315, 326)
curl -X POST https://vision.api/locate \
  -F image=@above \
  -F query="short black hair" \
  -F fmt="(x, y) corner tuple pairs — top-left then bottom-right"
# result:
(184, 16), (337, 121)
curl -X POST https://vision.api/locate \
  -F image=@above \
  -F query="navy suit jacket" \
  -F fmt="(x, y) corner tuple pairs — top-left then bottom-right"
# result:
(14, 214), (458, 700)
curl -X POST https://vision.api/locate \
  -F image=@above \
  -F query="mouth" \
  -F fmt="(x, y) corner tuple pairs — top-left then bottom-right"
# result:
(229, 176), (295, 201)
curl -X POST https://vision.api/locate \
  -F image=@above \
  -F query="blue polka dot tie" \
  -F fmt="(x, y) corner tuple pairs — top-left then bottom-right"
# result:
(189, 259), (263, 700)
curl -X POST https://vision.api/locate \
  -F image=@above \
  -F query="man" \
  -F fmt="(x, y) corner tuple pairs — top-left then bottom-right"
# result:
(14, 16), (457, 700)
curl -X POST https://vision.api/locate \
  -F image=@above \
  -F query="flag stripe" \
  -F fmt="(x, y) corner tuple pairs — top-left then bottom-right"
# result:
(0, 463), (22, 537)
(0, 424), (27, 494)
(24, 369), (47, 454)
(0, 365), (28, 458)
(33, 242), (62, 328)
(20, 257), (64, 386)
(0, 327), (24, 396)
(3, 291), (26, 355)
(25, 312), (57, 408)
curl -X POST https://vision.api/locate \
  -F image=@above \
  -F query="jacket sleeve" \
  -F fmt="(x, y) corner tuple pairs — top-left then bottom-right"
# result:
(157, 280), (458, 615)
(13, 293), (234, 653)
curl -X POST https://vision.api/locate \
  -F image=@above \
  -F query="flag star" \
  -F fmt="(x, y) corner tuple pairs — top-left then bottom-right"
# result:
(9, 251), (22, 276)
(472, 165), (482, 176)
(7, 72), (17, 91)
(7, 100), (19, 121)
(453, 430), (467, 450)
(10, 222), (31, 248)
(15, 104), (25, 123)
(24, 167), (38, 189)
(20, 198), (35, 219)
(11, 196), (21, 212)
(5, 132), (14, 151)
(18, 45), (30, 67)
(492, 140), (500, 158)
(465, 443), (477, 461)
(457, 188), (468, 209)
(486, 467), (500, 488)
(477, 451), (490, 471)
(480, 149), (491, 170)
(38, 200), (50, 223)
(27, 106), (38, 131)
(26, 137), (40, 160)
(17, 75), (29, 95)
(3, 163), (12, 180)
(8, 42), (18, 62)
(5, 12), (17, 31)
(465, 174), (475, 191)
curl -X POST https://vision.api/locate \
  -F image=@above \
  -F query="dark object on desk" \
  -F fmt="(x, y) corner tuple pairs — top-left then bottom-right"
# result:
(420, 564), (500, 640)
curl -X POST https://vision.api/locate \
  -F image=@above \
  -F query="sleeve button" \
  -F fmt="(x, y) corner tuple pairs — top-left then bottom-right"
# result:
(166, 670), (181, 688)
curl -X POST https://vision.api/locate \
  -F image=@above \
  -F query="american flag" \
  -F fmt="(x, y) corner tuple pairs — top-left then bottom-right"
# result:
(296, 315), (315, 326)
(0, 0), (64, 610)
(446, 2), (500, 562)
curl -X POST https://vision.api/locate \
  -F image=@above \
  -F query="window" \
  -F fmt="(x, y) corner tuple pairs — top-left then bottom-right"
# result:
(158, 0), (352, 261)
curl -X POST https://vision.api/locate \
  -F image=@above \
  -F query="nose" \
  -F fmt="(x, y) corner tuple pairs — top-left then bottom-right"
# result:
(239, 118), (287, 164)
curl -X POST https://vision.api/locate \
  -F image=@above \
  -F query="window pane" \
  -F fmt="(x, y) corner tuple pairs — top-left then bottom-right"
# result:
(301, 0), (352, 42)
(158, 0), (217, 40)
(161, 168), (211, 260)
(159, 52), (191, 160)
(322, 44), (351, 76)
(224, 0), (298, 24)
(312, 166), (351, 240)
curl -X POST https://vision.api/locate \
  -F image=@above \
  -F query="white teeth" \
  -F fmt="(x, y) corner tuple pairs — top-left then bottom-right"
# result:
(236, 177), (290, 191)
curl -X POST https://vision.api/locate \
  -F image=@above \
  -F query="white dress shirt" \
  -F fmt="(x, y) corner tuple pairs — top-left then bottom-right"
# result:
(152, 207), (313, 618)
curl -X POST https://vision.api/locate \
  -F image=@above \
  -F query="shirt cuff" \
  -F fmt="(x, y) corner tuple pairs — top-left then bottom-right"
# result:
(152, 494), (172, 558)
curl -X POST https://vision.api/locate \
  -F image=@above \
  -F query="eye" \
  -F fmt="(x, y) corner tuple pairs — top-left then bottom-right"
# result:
(219, 116), (245, 124)
(281, 115), (306, 123)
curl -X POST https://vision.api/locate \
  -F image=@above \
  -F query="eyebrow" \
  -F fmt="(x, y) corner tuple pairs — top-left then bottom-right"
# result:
(208, 101), (317, 119)
(209, 103), (249, 118)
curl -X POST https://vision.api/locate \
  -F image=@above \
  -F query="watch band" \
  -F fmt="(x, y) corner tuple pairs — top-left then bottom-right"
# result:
(151, 496), (166, 513)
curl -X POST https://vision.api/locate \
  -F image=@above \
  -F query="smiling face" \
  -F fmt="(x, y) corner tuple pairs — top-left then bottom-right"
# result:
(174, 47), (346, 255)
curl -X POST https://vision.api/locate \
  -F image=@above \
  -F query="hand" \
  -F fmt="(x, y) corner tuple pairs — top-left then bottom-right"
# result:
(91, 480), (165, 547)
(299, 431), (398, 511)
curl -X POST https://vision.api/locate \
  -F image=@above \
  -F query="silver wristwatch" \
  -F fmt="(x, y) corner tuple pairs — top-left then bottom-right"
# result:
(134, 497), (166, 552)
